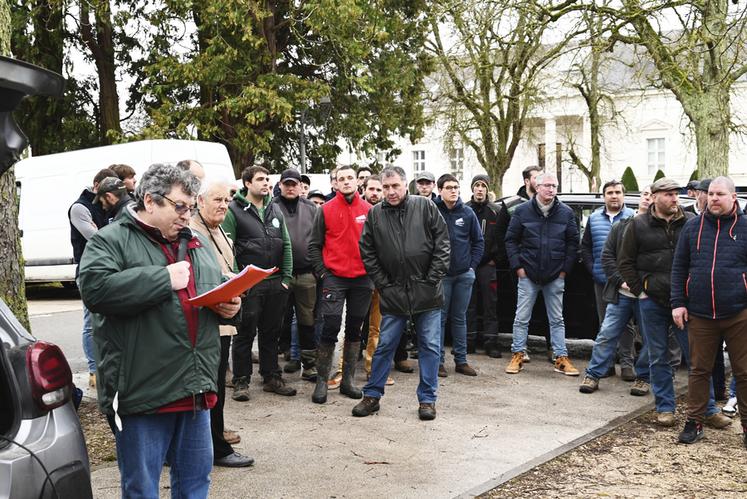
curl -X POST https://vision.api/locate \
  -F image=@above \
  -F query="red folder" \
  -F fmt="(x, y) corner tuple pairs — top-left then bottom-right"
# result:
(188, 265), (278, 307)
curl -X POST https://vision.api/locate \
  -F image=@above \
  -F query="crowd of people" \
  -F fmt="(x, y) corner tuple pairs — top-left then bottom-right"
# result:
(67, 160), (747, 498)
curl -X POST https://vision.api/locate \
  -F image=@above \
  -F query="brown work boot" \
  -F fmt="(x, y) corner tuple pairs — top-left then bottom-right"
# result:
(505, 352), (524, 374)
(554, 356), (580, 376)
(418, 403), (437, 421)
(455, 363), (477, 376)
(352, 396), (380, 417)
(262, 377), (297, 396)
(705, 412), (733, 429)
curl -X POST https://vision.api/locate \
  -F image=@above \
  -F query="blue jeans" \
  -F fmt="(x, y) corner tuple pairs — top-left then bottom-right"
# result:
(82, 304), (96, 374)
(586, 295), (642, 379)
(115, 410), (213, 499)
(364, 309), (441, 403)
(638, 298), (718, 415)
(512, 277), (568, 357)
(440, 268), (475, 365)
(290, 314), (300, 361)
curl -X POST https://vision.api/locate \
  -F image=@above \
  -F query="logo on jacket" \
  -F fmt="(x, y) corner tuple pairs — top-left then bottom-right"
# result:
(455, 217), (464, 227)
(355, 215), (367, 224)
(272, 217), (280, 228)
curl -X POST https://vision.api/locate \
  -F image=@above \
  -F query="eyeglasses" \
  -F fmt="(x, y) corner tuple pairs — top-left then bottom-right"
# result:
(441, 185), (459, 191)
(538, 183), (558, 189)
(162, 194), (196, 215)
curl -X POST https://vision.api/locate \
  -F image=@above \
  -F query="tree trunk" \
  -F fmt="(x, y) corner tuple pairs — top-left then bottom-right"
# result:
(0, 0), (31, 331)
(80, 0), (121, 144)
(685, 89), (731, 179)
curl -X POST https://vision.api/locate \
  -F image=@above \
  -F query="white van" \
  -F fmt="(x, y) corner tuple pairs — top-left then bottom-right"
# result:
(15, 139), (236, 284)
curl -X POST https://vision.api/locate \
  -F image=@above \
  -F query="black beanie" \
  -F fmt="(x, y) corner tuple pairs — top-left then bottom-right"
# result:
(471, 174), (490, 190)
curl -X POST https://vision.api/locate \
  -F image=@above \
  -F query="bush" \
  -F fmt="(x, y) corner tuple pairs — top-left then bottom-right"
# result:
(621, 166), (639, 192)
(653, 169), (665, 181)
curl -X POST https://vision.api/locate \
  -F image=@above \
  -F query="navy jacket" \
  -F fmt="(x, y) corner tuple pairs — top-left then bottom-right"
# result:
(436, 197), (484, 276)
(505, 197), (579, 284)
(671, 204), (747, 319)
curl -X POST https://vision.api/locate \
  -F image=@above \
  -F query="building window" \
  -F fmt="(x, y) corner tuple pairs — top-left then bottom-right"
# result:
(647, 138), (665, 175)
(449, 148), (464, 180)
(413, 150), (425, 173)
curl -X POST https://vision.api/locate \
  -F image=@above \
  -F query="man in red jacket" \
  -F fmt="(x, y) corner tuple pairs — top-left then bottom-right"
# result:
(309, 165), (374, 404)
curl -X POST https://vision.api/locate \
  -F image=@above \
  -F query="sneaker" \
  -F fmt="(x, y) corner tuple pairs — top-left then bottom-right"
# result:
(283, 359), (301, 373)
(620, 367), (636, 382)
(386, 376), (395, 386)
(352, 396), (380, 417)
(301, 367), (318, 382)
(438, 364), (448, 378)
(455, 363), (477, 376)
(262, 377), (297, 396)
(678, 419), (703, 444)
(579, 376), (599, 394)
(657, 411), (676, 427)
(418, 403), (436, 421)
(327, 372), (342, 390)
(554, 356), (580, 376)
(522, 352), (531, 363)
(232, 377), (251, 402)
(630, 379), (650, 396)
(705, 412), (732, 429)
(214, 451), (255, 468)
(505, 352), (524, 374)
(722, 397), (738, 418)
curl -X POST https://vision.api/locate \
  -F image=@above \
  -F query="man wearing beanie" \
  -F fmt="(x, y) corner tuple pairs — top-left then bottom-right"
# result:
(466, 174), (502, 358)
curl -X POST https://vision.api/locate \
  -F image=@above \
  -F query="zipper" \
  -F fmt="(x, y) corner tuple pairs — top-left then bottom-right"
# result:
(686, 274), (690, 298)
(742, 273), (747, 295)
(710, 219), (720, 319)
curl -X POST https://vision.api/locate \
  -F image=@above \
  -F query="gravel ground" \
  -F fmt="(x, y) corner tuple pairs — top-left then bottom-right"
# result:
(78, 399), (117, 468)
(482, 398), (747, 499)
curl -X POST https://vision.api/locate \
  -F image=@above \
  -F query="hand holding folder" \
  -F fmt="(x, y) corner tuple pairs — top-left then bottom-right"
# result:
(188, 265), (278, 307)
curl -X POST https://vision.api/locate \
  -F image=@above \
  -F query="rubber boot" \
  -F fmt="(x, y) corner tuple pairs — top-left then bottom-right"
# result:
(340, 341), (363, 399)
(301, 349), (317, 382)
(312, 343), (334, 404)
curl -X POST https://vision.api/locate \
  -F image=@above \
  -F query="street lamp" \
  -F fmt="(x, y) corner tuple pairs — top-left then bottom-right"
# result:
(299, 95), (332, 174)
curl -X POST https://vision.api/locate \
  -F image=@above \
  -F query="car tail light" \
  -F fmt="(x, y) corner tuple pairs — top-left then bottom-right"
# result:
(26, 341), (73, 410)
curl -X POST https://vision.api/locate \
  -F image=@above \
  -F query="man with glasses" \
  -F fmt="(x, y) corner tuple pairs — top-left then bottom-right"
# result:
(223, 164), (295, 398)
(504, 172), (580, 376)
(78, 163), (242, 496)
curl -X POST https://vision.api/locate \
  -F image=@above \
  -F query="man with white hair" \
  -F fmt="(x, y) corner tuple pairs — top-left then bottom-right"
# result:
(504, 171), (580, 376)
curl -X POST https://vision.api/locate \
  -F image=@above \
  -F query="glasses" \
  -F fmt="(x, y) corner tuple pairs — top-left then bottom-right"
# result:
(441, 185), (459, 191)
(162, 194), (196, 215)
(538, 183), (558, 189)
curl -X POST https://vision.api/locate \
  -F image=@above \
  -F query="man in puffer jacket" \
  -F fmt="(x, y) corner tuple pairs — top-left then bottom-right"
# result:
(504, 172), (580, 377)
(671, 176), (745, 444)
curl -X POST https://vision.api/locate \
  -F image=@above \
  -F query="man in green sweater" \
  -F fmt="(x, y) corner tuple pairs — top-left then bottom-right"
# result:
(223, 164), (295, 398)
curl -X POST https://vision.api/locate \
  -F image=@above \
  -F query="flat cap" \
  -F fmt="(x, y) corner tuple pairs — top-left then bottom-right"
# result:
(650, 177), (681, 193)
(696, 178), (712, 192)
(415, 171), (435, 182)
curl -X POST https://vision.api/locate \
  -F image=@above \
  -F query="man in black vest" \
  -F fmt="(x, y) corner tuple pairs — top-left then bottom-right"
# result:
(68, 167), (116, 389)
(274, 168), (319, 382)
(223, 165), (295, 398)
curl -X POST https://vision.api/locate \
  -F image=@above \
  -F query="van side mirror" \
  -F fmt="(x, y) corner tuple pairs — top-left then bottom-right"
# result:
(0, 56), (65, 175)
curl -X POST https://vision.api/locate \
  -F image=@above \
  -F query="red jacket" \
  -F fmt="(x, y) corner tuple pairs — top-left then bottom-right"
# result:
(320, 191), (371, 278)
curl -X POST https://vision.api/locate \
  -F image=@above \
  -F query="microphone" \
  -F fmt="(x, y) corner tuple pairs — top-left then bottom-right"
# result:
(176, 227), (192, 262)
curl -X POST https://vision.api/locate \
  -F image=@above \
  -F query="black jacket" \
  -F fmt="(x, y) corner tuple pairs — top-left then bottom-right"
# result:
(505, 197), (579, 284)
(600, 216), (633, 304)
(466, 197), (500, 266)
(68, 189), (109, 264)
(359, 194), (450, 315)
(617, 206), (693, 308)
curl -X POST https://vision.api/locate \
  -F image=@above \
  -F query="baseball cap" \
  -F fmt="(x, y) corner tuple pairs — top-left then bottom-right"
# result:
(300, 174), (311, 185)
(94, 177), (126, 204)
(280, 168), (302, 184)
(650, 178), (681, 193)
(686, 180), (700, 191)
(307, 190), (326, 201)
(415, 171), (435, 182)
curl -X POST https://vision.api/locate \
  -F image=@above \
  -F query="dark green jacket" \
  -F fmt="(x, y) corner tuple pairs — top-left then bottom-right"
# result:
(78, 207), (222, 416)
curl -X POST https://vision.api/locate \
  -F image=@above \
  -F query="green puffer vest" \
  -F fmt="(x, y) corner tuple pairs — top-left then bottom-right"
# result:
(78, 207), (222, 416)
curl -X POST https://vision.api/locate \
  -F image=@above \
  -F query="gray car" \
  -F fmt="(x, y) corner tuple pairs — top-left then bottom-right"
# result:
(0, 299), (92, 499)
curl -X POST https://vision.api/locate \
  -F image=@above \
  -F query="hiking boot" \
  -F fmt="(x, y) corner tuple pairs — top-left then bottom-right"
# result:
(554, 356), (580, 376)
(232, 377), (251, 402)
(300, 348), (317, 381)
(656, 411), (676, 427)
(705, 412), (732, 429)
(505, 352), (524, 374)
(394, 360), (415, 373)
(352, 396), (380, 417)
(579, 376), (599, 394)
(313, 343), (334, 404)
(262, 377), (296, 396)
(722, 396), (738, 418)
(620, 366), (636, 381)
(678, 419), (704, 444)
(630, 379), (650, 396)
(438, 364), (448, 377)
(485, 341), (502, 359)
(418, 403), (437, 421)
(522, 352), (531, 363)
(283, 359), (301, 373)
(340, 341), (363, 399)
(455, 363), (477, 376)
